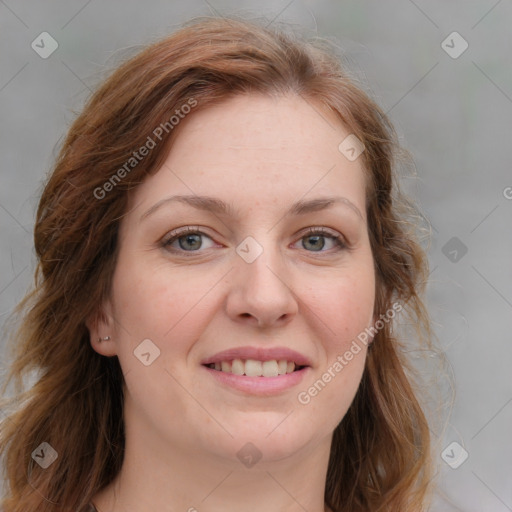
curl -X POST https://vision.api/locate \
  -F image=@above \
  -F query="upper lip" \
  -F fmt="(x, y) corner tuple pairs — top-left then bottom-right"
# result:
(201, 346), (312, 367)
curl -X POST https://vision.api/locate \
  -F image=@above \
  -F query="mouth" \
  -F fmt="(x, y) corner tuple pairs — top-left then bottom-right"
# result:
(200, 346), (312, 394)
(203, 359), (308, 377)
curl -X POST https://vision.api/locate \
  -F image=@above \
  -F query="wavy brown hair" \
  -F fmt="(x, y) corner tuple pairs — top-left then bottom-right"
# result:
(0, 15), (437, 512)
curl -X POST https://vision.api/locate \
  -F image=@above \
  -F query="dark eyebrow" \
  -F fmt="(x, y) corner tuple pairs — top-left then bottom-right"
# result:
(140, 194), (364, 221)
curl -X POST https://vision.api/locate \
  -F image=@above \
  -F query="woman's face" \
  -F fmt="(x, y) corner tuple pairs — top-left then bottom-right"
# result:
(93, 93), (376, 467)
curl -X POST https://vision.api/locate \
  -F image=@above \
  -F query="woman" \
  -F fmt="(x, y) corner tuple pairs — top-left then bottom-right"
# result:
(0, 16), (436, 512)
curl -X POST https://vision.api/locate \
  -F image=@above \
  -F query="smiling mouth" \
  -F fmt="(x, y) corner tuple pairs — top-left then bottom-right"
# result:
(204, 359), (307, 377)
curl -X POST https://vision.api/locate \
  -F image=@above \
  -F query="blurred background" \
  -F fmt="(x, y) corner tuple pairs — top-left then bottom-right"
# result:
(1, 1), (511, 510)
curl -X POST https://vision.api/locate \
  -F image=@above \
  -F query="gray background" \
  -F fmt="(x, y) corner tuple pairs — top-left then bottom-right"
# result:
(1, 1), (511, 510)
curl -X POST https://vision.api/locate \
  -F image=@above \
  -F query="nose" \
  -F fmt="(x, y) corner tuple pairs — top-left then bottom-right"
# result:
(225, 241), (299, 329)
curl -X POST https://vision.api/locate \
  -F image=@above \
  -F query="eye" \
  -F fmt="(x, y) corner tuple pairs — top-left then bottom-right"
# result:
(294, 228), (348, 253)
(161, 226), (348, 255)
(162, 227), (216, 253)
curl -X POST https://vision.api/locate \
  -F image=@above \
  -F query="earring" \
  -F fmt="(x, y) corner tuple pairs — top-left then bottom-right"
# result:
(98, 336), (111, 342)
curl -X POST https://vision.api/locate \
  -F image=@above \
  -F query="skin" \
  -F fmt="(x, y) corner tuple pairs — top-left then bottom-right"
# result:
(88, 93), (376, 512)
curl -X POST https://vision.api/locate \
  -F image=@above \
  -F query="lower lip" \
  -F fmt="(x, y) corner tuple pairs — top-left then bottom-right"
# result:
(202, 365), (310, 395)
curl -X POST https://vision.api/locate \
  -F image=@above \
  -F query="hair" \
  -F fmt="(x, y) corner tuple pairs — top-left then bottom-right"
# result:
(0, 15), (439, 512)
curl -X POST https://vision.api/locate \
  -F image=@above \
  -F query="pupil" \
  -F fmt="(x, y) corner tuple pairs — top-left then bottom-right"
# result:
(305, 235), (324, 251)
(180, 234), (201, 250)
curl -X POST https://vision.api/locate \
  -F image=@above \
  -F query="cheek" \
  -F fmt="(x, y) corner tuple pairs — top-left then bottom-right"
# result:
(108, 259), (214, 419)
(297, 278), (372, 433)
(110, 257), (217, 363)
(295, 261), (374, 421)
(334, 280), (374, 346)
(305, 264), (375, 350)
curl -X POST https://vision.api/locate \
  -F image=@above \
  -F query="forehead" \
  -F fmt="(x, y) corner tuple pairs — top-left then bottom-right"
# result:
(128, 93), (368, 221)
(170, 92), (357, 161)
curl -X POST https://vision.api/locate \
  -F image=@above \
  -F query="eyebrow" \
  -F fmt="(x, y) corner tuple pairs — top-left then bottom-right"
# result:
(140, 194), (364, 222)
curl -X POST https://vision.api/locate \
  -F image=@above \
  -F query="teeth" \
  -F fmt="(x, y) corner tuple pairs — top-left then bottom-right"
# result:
(277, 360), (288, 375)
(231, 359), (244, 375)
(262, 360), (279, 377)
(245, 359), (262, 377)
(209, 358), (300, 376)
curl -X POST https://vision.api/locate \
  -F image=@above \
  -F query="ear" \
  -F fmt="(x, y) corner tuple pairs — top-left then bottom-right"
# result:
(85, 300), (118, 357)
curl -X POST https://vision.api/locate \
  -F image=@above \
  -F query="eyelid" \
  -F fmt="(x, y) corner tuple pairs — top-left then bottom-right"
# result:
(161, 225), (204, 244)
(296, 226), (344, 241)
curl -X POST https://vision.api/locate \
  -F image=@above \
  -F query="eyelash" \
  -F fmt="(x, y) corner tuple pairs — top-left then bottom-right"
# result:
(161, 226), (349, 255)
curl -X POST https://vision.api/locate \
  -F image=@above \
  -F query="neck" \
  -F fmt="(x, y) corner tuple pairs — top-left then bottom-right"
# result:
(92, 422), (333, 512)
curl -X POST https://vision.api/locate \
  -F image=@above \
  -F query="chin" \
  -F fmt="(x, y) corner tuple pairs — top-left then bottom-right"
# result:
(223, 421), (317, 462)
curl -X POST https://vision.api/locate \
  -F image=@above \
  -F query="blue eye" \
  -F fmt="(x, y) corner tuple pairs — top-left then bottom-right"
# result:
(162, 227), (215, 252)
(161, 227), (348, 255)
(296, 228), (347, 252)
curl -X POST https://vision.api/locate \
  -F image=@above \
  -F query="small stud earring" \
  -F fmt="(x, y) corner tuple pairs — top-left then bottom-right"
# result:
(98, 336), (111, 342)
